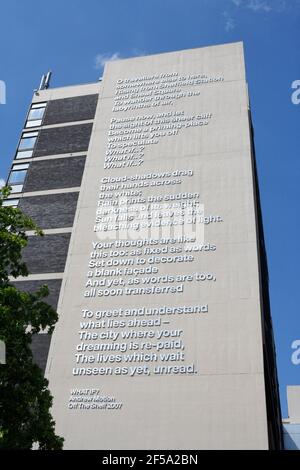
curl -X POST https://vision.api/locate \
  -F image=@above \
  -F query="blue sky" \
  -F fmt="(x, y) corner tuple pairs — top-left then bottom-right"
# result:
(0, 0), (299, 417)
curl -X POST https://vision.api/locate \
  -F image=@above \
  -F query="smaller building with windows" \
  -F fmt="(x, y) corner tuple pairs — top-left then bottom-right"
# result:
(283, 386), (300, 450)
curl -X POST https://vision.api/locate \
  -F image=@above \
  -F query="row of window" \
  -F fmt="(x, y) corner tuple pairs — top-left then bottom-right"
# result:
(3, 102), (47, 205)
(25, 102), (47, 128)
(16, 131), (38, 159)
(15, 102), (47, 159)
(4, 102), (47, 202)
(7, 163), (29, 194)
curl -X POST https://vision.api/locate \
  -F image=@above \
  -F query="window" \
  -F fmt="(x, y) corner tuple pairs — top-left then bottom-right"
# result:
(16, 150), (34, 159)
(25, 102), (47, 128)
(2, 198), (19, 207)
(8, 163), (29, 192)
(10, 185), (24, 194)
(16, 131), (38, 159)
(19, 132), (38, 150)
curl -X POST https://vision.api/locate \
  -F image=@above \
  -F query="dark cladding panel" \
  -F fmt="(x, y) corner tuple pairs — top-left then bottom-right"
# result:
(11, 279), (62, 373)
(31, 334), (51, 373)
(11, 278), (62, 310)
(19, 192), (79, 229)
(43, 94), (98, 125)
(23, 156), (86, 192)
(22, 233), (71, 274)
(33, 123), (93, 157)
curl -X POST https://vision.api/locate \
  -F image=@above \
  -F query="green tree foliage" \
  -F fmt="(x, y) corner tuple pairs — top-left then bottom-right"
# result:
(0, 187), (64, 449)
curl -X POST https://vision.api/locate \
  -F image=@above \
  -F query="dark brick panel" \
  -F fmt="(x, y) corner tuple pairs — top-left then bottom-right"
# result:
(43, 94), (98, 125)
(11, 279), (62, 310)
(22, 233), (71, 274)
(33, 123), (93, 157)
(31, 334), (51, 373)
(19, 192), (79, 229)
(11, 279), (62, 372)
(23, 156), (86, 192)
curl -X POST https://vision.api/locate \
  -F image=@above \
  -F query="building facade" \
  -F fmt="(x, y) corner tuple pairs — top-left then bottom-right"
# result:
(5, 42), (282, 449)
(283, 386), (300, 450)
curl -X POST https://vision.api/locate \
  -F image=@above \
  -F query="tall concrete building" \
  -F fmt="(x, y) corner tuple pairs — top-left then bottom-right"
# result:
(5, 42), (282, 449)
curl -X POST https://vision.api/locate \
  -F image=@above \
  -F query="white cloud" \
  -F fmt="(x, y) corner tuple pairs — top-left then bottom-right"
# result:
(231, 0), (290, 13)
(246, 0), (272, 12)
(223, 11), (235, 31)
(0, 178), (6, 189)
(94, 52), (121, 70)
(94, 49), (148, 71)
(226, 0), (298, 31)
(226, 16), (235, 30)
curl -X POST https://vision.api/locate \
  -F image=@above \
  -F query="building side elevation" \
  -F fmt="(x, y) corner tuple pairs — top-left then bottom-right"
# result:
(5, 83), (100, 372)
(5, 42), (282, 449)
